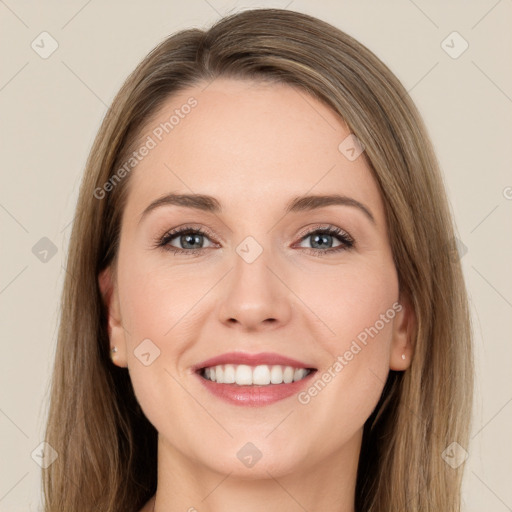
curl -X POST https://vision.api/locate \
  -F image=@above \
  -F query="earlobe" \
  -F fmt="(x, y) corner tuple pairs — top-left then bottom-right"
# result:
(98, 266), (128, 368)
(389, 293), (416, 371)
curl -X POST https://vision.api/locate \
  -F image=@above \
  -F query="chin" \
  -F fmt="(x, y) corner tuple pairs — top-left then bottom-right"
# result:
(198, 441), (308, 480)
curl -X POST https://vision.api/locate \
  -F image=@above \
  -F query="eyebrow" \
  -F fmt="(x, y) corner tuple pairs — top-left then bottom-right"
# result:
(139, 193), (375, 224)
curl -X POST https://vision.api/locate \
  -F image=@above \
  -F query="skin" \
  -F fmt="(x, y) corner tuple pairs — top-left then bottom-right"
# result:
(99, 78), (415, 512)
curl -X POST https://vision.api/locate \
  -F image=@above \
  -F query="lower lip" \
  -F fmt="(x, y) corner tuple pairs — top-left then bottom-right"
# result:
(194, 370), (317, 407)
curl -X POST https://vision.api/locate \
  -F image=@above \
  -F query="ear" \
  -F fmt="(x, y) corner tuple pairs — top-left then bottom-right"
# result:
(389, 292), (416, 371)
(98, 266), (128, 368)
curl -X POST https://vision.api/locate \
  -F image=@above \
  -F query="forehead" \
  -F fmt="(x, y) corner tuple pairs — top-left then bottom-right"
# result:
(124, 78), (384, 221)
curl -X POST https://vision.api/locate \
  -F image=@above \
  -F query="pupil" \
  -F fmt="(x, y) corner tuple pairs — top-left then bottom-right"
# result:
(182, 233), (202, 249)
(312, 234), (332, 249)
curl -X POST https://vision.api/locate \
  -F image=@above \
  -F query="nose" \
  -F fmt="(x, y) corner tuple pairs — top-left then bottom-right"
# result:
(217, 246), (293, 331)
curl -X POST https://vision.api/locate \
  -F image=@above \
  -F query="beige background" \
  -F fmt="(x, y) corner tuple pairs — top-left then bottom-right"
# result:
(1, 1), (511, 510)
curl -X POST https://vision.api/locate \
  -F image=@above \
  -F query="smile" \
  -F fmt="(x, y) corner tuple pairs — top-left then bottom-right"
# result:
(199, 364), (314, 386)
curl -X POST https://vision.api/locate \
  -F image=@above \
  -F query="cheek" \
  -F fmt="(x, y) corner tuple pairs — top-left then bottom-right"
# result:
(115, 249), (223, 427)
(118, 249), (211, 340)
(297, 257), (399, 355)
(293, 259), (398, 428)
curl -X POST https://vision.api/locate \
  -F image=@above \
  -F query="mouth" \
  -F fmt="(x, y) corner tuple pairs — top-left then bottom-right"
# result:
(197, 364), (316, 386)
(192, 352), (318, 407)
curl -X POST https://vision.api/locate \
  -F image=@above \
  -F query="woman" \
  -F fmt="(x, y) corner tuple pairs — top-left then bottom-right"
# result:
(42, 8), (473, 512)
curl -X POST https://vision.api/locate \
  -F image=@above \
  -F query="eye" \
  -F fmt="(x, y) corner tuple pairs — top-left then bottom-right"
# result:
(154, 224), (354, 257)
(156, 225), (217, 255)
(295, 225), (354, 255)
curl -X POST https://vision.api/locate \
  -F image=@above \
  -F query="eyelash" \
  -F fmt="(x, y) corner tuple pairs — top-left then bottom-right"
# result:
(154, 224), (355, 257)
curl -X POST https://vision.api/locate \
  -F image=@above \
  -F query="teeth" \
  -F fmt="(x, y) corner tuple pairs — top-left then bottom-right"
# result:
(235, 364), (253, 385)
(202, 364), (312, 385)
(223, 364), (236, 383)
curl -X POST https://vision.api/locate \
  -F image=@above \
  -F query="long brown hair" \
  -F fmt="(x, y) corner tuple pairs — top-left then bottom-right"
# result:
(42, 8), (473, 511)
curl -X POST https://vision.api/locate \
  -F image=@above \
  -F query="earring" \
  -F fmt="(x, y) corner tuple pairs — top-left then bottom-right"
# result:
(110, 346), (118, 361)
(401, 353), (406, 360)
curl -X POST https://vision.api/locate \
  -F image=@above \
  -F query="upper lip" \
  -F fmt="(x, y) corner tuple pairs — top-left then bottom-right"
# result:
(192, 351), (317, 372)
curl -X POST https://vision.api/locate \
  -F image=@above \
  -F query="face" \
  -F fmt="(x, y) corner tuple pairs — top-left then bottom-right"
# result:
(100, 78), (413, 479)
